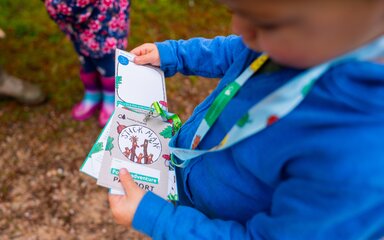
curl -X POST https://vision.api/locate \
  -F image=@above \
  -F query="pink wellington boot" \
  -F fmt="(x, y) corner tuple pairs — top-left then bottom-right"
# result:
(72, 70), (102, 121)
(98, 76), (115, 126)
(98, 100), (114, 126)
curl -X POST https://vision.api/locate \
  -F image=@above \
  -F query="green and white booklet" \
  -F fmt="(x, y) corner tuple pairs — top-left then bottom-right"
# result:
(80, 49), (178, 201)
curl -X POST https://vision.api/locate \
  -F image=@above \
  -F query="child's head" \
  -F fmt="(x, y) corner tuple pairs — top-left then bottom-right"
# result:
(221, 0), (384, 68)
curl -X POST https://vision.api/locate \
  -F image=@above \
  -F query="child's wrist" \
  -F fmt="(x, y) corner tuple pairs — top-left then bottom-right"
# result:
(155, 41), (177, 69)
(132, 191), (170, 236)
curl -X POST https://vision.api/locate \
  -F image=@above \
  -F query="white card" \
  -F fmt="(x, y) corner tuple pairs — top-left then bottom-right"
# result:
(80, 49), (167, 178)
(115, 49), (167, 112)
(97, 107), (173, 200)
(80, 49), (178, 201)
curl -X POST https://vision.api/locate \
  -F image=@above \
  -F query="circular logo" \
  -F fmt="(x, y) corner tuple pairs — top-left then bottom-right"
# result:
(118, 55), (129, 65)
(118, 125), (162, 165)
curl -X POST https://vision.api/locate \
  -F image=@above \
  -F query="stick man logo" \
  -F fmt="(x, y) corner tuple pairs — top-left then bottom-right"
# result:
(117, 124), (162, 165)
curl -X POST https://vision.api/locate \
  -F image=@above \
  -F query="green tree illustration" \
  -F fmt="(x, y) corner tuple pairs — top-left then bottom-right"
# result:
(88, 142), (104, 158)
(105, 137), (114, 155)
(160, 126), (173, 139)
(115, 76), (123, 89)
(301, 80), (316, 96)
(237, 113), (251, 127)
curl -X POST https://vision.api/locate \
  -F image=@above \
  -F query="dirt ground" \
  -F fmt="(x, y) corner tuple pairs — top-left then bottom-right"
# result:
(0, 76), (219, 239)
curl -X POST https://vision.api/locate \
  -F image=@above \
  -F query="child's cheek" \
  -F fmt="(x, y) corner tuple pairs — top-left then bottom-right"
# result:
(267, 47), (306, 68)
(241, 37), (262, 53)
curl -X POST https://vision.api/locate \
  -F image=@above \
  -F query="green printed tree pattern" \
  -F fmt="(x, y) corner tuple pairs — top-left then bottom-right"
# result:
(115, 76), (123, 89)
(237, 113), (251, 127)
(301, 80), (316, 96)
(160, 126), (173, 139)
(89, 142), (104, 158)
(105, 137), (114, 155)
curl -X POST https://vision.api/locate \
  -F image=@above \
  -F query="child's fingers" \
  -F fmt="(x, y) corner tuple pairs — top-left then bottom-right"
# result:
(130, 43), (153, 56)
(108, 194), (131, 226)
(130, 43), (160, 66)
(108, 194), (121, 208)
(134, 54), (159, 66)
(130, 46), (145, 56)
(119, 168), (136, 194)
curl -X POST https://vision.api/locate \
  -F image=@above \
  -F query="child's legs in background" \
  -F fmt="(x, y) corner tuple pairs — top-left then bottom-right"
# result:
(71, 55), (102, 121)
(89, 54), (115, 126)
(72, 53), (115, 126)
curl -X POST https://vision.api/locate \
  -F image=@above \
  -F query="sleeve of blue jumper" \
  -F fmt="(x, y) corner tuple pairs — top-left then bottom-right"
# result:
(155, 35), (246, 78)
(132, 176), (384, 239)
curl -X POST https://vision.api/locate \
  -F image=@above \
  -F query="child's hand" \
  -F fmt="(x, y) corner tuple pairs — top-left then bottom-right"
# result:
(130, 43), (161, 66)
(108, 168), (145, 228)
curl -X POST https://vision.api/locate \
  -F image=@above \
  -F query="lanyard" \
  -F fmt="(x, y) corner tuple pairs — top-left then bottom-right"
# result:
(170, 35), (384, 168)
(191, 53), (269, 149)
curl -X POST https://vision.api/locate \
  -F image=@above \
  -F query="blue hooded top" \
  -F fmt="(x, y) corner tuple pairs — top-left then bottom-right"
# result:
(132, 35), (384, 239)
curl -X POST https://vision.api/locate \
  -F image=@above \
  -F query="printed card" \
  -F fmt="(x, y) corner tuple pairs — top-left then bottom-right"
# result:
(80, 49), (167, 178)
(80, 118), (113, 179)
(97, 107), (174, 199)
(80, 49), (178, 200)
(115, 49), (167, 112)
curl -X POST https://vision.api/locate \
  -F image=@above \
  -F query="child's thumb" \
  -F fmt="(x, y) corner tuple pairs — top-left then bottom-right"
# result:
(119, 168), (136, 192)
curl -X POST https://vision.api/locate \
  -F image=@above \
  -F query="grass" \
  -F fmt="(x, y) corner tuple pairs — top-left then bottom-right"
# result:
(0, 0), (231, 121)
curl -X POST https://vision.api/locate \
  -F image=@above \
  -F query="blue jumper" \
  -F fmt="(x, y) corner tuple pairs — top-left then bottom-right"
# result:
(132, 35), (384, 239)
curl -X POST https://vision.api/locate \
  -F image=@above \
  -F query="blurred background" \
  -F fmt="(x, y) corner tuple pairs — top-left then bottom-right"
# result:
(0, 0), (230, 239)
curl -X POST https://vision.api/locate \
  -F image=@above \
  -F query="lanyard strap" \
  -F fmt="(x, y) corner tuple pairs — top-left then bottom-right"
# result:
(170, 35), (384, 168)
(153, 101), (182, 133)
(191, 53), (269, 149)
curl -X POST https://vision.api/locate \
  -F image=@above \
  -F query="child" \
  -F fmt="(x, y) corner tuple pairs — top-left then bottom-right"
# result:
(43, 0), (130, 126)
(109, 0), (384, 239)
